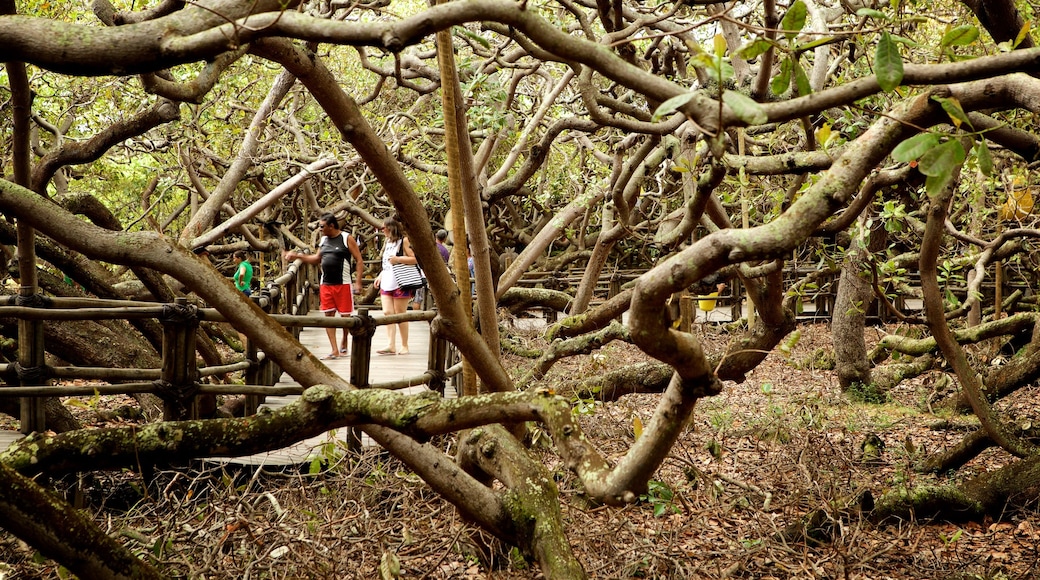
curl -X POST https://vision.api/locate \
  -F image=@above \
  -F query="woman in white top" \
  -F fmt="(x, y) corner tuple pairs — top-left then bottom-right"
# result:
(373, 216), (417, 355)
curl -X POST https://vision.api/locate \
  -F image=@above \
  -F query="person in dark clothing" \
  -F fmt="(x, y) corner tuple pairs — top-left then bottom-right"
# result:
(435, 229), (450, 264)
(283, 213), (364, 360)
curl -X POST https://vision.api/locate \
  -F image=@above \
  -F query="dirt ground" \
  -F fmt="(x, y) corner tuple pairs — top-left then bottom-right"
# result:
(2, 322), (1039, 579)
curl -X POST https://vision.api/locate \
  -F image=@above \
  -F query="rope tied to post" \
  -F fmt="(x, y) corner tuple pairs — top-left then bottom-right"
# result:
(152, 378), (201, 419)
(160, 302), (199, 324)
(13, 362), (51, 384)
(13, 293), (51, 308)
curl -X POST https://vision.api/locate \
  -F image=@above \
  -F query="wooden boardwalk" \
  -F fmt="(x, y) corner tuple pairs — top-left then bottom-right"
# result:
(0, 318), (435, 466)
(220, 318), (434, 466)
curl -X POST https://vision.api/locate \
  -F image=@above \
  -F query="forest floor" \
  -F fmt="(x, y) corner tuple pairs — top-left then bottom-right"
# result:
(2, 321), (1040, 579)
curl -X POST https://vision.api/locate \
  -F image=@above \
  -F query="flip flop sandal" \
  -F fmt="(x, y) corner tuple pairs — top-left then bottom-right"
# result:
(376, 348), (396, 355)
(320, 354), (339, 360)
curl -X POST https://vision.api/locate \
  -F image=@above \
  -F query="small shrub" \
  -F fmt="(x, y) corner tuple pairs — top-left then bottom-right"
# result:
(847, 381), (890, 404)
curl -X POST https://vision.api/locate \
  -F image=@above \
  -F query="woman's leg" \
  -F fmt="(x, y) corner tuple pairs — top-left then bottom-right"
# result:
(380, 293), (397, 352)
(393, 295), (411, 353)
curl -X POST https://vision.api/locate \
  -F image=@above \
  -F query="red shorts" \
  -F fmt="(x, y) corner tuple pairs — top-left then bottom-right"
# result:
(320, 284), (354, 314)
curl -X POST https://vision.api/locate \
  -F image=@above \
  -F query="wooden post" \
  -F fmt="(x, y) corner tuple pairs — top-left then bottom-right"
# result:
(159, 297), (199, 421)
(967, 269), (980, 327)
(17, 312), (46, 434)
(995, 260), (1004, 319)
(679, 291), (694, 332)
(427, 326), (449, 396)
(729, 278), (744, 323)
(345, 308), (375, 451)
(307, 264), (319, 314)
(243, 334), (262, 415)
(609, 274), (621, 323)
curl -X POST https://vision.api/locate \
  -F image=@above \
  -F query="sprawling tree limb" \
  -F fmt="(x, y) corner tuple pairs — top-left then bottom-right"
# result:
(873, 453), (1040, 522)
(0, 462), (161, 580)
(918, 145), (1037, 458)
(520, 319), (629, 385)
(0, 386), (553, 475)
(833, 211), (886, 390)
(960, 0), (1035, 50)
(499, 287), (573, 315)
(497, 188), (606, 298)
(181, 69), (297, 245)
(549, 288), (632, 340)
(189, 157), (339, 250)
(250, 38), (516, 395)
(461, 425), (588, 578)
(564, 361), (673, 401)
(871, 312), (1037, 357)
(918, 427), (994, 474)
(7, 2), (1040, 131)
(31, 100), (180, 192)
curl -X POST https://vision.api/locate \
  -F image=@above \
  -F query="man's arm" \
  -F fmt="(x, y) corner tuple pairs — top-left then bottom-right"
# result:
(282, 249), (321, 265)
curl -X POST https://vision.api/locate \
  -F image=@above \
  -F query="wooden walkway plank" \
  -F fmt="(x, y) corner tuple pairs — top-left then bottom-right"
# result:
(215, 317), (433, 466)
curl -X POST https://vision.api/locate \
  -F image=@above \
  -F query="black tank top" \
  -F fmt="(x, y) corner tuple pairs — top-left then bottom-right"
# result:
(319, 232), (352, 285)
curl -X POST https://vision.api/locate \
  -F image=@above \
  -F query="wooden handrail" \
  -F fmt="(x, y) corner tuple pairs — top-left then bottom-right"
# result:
(3, 256), (454, 433)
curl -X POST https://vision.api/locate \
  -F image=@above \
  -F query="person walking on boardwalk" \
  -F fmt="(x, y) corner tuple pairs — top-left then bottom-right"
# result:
(435, 229), (450, 264)
(374, 216), (418, 355)
(283, 213), (364, 360)
(233, 250), (254, 296)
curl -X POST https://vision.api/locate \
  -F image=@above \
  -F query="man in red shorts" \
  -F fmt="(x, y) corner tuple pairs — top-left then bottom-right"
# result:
(283, 213), (364, 359)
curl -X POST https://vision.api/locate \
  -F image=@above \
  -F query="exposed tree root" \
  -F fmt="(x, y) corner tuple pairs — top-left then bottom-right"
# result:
(560, 361), (673, 401)
(870, 354), (935, 392)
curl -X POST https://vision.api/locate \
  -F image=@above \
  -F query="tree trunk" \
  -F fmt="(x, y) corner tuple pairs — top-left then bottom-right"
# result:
(832, 214), (887, 391)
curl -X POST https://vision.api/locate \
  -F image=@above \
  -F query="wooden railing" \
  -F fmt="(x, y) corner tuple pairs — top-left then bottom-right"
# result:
(0, 259), (459, 436)
(10, 255), (1001, 437)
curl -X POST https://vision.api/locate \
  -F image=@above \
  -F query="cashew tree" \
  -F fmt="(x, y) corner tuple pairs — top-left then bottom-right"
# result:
(1, 0), (1040, 577)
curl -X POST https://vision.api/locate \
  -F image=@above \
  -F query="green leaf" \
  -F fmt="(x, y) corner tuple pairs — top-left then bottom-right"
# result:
(652, 92), (696, 122)
(736, 38), (773, 60)
(856, 8), (888, 19)
(889, 35), (920, 48)
(781, 1), (808, 40)
(455, 28), (490, 49)
(792, 58), (811, 96)
(917, 139), (966, 177)
(683, 38), (704, 55)
(704, 57), (734, 84)
(926, 173), (955, 199)
(975, 140), (994, 176)
(875, 31), (904, 92)
(932, 96), (972, 129)
(723, 90), (768, 124)
(795, 35), (838, 53)
(713, 33), (727, 57)
(308, 457), (323, 475)
(771, 57), (792, 95)
(891, 133), (939, 162)
(941, 24), (979, 48)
